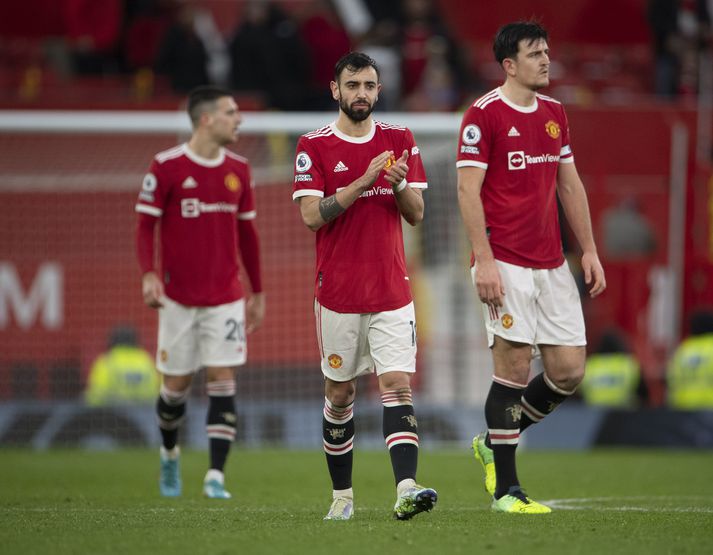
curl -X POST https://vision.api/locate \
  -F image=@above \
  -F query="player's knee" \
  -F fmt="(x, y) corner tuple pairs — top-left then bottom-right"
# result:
(325, 379), (355, 406)
(548, 366), (584, 393)
(157, 385), (189, 429)
(378, 371), (411, 392)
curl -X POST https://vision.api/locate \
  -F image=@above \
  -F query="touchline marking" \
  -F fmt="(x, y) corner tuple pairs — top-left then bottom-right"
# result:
(542, 495), (713, 513)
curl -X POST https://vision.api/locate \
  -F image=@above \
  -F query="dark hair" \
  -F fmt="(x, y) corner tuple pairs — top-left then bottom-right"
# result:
(596, 329), (630, 354)
(109, 325), (138, 348)
(493, 21), (548, 64)
(334, 51), (380, 82)
(690, 310), (713, 336)
(187, 85), (233, 127)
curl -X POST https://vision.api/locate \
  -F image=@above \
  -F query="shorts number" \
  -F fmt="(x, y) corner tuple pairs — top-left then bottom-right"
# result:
(225, 318), (245, 342)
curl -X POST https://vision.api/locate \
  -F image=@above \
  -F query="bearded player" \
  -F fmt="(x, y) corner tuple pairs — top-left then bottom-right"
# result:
(292, 52), (437, 521)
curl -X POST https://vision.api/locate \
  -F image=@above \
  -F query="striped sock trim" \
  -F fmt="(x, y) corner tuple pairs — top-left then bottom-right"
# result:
(488, 427), (520, 446)
(206, 379), (236, 397)
(206, 424), (236, 441)
(492, 375), (528, 390)
(385, 431), (419, 449)
(160, 385), (190, 405)
(543, 373), (576, 396)
(381, 388), (413, 408)
(323, 398), (354, 425)
(324, 436), (354, 455)
(520, 397), (546, 422)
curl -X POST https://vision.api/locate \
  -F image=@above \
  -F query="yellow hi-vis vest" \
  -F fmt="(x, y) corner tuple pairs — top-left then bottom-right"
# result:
(581, 353), (639, 407)
(85, 346), (160, 406)
(667, 333), (713, 410)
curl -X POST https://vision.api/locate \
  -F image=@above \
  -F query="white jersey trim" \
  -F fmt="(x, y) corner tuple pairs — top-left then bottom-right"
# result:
(536, 93), (562, 105)
(155, 145), (184, 164)
(237, 210), (256, 220)
(329, 121), (376, 144)
(304, 124), (334, 139)
(456, 160), (488, 169)
(135, 204), (162, 216)
(496, 87), (538, 113)
(182, 144), (226, 167)
(409, 181), (428, 189)
(225, 150), (249, 163)
(292, 188), (324, 201)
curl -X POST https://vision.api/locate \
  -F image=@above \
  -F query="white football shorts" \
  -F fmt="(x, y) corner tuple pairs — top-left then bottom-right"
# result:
(156, 296), (247, 375)
(471, 259), (586, 348)
(314, 300), (417, 381)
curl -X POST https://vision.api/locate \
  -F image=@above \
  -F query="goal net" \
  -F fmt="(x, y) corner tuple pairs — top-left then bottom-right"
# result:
(0, 110), (490, 449)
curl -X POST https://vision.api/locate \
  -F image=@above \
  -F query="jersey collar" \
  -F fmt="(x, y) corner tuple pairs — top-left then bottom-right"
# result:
(497, 87), (538, 114)
(182, 144), (225, 167)
(329, 120), (376, 144)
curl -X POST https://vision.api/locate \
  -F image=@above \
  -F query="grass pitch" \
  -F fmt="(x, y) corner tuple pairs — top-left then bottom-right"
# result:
(1, 448), (712, 554)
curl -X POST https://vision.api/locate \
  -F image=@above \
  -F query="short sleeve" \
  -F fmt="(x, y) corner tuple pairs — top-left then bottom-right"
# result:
(456, 104), (490, 170)
(404, 128), (427, 189)
(292, 136), (324, 202)
(559, 105), (574, 164)
(135, 158), (169, 217)
(237, 163), (257, 220)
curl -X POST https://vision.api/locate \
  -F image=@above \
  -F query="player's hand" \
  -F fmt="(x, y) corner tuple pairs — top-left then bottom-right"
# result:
(582, 251), (606, 298)
(475, 258), (505, 307)
(384, 149), (409, 188)
(246, 292), (265, 333)
(358, 151), (393, 191)
(141, 271), (164, 308)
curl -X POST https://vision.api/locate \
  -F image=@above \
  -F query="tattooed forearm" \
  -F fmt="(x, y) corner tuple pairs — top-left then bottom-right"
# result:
(319, 195), (346, 223)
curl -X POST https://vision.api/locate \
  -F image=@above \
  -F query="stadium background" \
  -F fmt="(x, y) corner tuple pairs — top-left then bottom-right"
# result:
(1, 0), (712, 451)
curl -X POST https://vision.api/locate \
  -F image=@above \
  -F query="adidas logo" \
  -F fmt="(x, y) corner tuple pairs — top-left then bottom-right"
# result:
(333, 161), (349, 172)
(508, 126), (520, 137)
(182, 176), (197, 188)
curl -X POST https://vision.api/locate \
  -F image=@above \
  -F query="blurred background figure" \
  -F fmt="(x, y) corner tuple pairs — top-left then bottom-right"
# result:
(601, 196), (657, 259)
(647, 0), (711, 99)
(85, 325), (159, 406)
(155, 0), (229, 93)
(397, 0), (471, 111)
(228, 0), (310, 110)
(297, 0), (352, 109)
(667, 310), (713, 409)
(581, 329), (646, 408)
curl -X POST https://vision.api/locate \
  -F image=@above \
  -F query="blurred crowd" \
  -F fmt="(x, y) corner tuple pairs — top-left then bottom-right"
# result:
(4, 0), (713, 109)
(5, 0), (477, 111)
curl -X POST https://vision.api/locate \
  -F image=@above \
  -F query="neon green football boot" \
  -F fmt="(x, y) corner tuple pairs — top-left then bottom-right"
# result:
(491, 488), (552, 514)
(472, 433), (496, 497)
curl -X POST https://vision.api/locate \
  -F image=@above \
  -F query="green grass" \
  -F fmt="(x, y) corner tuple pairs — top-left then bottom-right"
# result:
(1, 448), (712, 554)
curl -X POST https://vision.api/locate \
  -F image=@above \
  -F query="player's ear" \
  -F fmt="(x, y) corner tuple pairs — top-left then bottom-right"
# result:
(330, 81), (340, 101)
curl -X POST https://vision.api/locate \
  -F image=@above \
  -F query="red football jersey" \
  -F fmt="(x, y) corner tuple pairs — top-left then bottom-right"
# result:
(293, 121), (428, 313)
(456, 88), (573, 269)
(135, 144), (256, 306)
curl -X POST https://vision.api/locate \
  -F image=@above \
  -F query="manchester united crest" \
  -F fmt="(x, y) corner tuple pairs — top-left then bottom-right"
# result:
(545, 120), (560, 139)
(328, 354), (343, 369)
(225, 173), (241, 192)
(501, 313), (514, 329)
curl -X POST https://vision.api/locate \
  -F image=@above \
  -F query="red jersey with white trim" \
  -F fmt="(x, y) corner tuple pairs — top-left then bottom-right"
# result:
(293, 121), (428, 313)
(456, 87), (573, 269)
(135, 144), (256, 306)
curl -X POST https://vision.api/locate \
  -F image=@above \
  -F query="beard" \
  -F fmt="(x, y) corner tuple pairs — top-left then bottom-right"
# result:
(339, 98), (374, 122)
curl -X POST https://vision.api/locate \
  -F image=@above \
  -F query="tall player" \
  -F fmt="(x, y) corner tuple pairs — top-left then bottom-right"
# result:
(456, 22), (606, 514)
(293, 52), (437, 521)
(135, 86), (265, 499)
